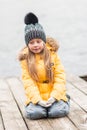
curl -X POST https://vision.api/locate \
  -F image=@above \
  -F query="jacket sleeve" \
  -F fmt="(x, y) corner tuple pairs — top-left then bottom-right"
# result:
(50, 53), (67, 100)
(20, 59), (42, 104)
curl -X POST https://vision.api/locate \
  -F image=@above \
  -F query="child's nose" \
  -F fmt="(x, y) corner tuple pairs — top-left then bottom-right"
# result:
(34, 42), (38, 46)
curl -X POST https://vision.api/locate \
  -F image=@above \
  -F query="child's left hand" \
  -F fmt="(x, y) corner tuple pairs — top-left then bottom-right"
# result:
(46, 97), (56, 106)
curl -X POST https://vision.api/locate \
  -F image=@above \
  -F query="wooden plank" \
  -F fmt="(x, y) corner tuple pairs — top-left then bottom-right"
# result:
(0, 79), (28, 130)
(38, 119), (53, 130)
(48, 117), (77, 130)
(7, 77), (78, 130)
(6, 77), (42, 130)
(0, 110), (4, 130)
(66, 82), (87, 112)
(68, 100), (87, 130)
(66, 74), (87, 95)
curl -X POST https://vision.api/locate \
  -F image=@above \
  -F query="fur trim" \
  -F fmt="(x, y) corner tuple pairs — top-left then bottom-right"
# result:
(18, 37), (59, 61)
(18, 46), (28, 61)
(46, 37), (59, 52)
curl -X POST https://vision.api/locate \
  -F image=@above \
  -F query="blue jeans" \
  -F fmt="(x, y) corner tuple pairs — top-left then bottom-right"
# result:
(25, 99), (70, 120)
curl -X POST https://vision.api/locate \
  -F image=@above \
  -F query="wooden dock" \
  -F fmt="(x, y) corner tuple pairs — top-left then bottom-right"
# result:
(0, 74), (87, 130)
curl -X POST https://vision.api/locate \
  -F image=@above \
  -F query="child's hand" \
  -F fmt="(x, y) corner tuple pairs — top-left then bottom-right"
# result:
(38, 100), (52, 107)
(38, 97), (56, 107)
(46, 97), (56, 105)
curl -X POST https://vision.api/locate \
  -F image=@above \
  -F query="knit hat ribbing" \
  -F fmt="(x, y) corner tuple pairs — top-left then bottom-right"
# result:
(24, 12), (46, 45)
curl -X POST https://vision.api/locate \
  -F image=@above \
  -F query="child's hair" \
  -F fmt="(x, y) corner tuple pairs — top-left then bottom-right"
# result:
(27, 44), (53, 83)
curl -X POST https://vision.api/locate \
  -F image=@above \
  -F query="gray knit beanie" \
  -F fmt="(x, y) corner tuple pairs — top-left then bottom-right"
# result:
(24, 12), (46, 45)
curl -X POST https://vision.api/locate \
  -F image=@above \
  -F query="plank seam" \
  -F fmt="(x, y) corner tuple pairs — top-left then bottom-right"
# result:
(5, 79), (30, 130)
(67, 115), (79, 130)
(67, 80), (87, 95)
(0, 109), (5, 130)
(71, 98), (87, 113)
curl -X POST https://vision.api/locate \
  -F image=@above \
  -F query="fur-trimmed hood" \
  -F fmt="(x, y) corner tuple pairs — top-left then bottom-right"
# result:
(18, 37), (59, 61)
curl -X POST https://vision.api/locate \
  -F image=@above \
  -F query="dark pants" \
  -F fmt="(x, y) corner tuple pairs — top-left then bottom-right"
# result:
(25, 99), (70, 120)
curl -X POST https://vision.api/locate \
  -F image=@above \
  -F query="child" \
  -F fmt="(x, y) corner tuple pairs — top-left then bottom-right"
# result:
(18, 12), (70, 120)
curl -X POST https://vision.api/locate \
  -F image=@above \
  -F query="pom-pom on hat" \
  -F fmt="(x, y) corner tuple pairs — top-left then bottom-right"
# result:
(24, 12), (46, 45)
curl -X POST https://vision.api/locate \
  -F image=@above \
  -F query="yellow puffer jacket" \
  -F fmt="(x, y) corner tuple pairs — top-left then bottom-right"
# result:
(19, 38), (68, 105)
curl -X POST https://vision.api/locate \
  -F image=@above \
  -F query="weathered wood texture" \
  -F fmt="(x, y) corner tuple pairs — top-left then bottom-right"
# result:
(0, 75), (87, 130)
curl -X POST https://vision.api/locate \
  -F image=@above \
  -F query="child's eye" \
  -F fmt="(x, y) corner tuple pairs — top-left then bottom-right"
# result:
(37, 40), (40, 43)
(29, 41), (34, 44)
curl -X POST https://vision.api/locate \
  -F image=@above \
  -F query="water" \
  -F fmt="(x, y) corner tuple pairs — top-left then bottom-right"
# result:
(0, 0), (87, 77)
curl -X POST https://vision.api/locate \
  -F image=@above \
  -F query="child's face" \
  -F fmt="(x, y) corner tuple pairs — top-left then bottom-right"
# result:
(28, 39), (45, 54)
